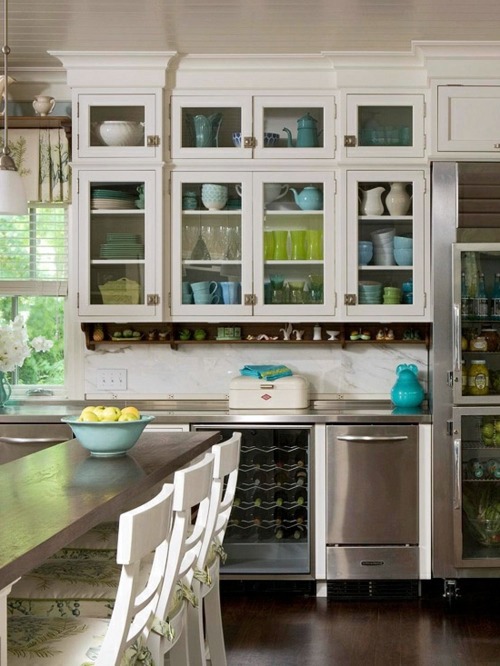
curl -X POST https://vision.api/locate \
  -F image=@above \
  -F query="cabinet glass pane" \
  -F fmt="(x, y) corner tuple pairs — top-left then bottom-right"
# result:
(181, 107), (241, 149)
(357, 180), (413, 306)
(263, 180), (324, 305)
(459, 412), (500, 559)
(181, 182), (242, 305)
(89, 106), (145, 147)
(262, 107), (324, 149)
(459, 248), (500, 398)
(89, 181), (145, 305)
(358, 106), (412, 147)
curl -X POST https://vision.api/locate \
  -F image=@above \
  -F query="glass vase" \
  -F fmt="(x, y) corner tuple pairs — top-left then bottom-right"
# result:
(0, 371), (12, 407)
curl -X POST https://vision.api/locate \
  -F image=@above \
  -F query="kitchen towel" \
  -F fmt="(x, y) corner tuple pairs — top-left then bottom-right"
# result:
(240, 364), (293, 380)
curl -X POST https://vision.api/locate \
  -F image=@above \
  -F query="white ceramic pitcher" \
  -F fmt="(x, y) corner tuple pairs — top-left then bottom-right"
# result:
(359, 186), (385, 216)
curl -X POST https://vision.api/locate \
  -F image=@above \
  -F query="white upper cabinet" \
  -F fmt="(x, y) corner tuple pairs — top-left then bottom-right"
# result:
(437, 85), (500, 154)
(75, 91), (163, 161)
(171, 95), (336, 159)
(342, 93), (426, 160)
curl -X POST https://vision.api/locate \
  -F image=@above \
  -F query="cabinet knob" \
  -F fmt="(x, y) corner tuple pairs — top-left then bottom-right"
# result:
(244, 136), (256, 148)
(147, 294), (160, 305)
(244, 294), (256, 306)
(344, 293), (357, 305)
(494, 143), (500, 149)
(344, 135), (357, 147)
(147, 135), (160, 147)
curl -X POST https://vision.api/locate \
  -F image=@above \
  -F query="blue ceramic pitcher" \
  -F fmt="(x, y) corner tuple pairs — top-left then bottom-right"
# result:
(390, 364), (424, 408)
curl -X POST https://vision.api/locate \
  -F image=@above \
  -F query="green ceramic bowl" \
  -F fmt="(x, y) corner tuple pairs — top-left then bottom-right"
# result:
(61, 415), (155, 457)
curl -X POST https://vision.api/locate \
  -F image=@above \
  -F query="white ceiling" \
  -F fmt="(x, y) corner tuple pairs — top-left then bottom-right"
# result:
(4, 0), (500, 70)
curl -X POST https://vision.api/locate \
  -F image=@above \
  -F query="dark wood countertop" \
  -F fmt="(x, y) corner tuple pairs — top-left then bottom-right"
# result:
(0, 430), (220, 590)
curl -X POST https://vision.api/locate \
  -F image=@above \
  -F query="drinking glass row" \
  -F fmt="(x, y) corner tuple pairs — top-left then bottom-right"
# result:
(264, 229), (323, 261)
(183, 223), (241, 261)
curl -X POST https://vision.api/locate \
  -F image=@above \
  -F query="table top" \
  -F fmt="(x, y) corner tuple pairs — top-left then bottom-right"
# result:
(0, 430), (220, 590)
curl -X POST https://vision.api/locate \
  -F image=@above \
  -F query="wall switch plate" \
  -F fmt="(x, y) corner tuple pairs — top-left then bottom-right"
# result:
(96, 368), (127, 390)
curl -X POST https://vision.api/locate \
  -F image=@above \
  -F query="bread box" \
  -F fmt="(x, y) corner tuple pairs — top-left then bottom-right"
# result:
(229, 375), (309, 409)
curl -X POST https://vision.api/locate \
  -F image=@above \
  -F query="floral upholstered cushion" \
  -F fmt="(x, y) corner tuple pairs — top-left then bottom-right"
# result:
(8, 559), (121, 619)
(8, 616), (154, 665)
(51, 522), (119, 561)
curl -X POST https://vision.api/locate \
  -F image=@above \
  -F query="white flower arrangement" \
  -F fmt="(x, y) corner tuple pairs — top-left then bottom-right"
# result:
(0, 315), (53, 373)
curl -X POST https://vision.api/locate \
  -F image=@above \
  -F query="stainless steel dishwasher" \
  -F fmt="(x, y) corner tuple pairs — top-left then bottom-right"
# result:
(326, 424), (419, 583)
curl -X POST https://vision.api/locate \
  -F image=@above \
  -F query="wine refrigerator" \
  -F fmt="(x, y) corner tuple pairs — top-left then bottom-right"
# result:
(191, 424), (313, 578)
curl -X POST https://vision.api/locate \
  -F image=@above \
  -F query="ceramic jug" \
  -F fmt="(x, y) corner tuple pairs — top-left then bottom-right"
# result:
(386, 182), (412, 216)
(359, 186), (385, 216)
(289, 186), (323, 210)
(187, 112), (223, 148)
(390, 364), (424, 408)
(283, 113), (322, 147)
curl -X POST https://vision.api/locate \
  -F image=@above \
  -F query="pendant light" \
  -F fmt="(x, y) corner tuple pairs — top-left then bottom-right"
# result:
(0, 0), (26, 215)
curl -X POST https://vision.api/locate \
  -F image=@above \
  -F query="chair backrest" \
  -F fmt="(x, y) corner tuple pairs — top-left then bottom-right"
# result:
(154, 452), (215, 625)
(95, 482), (175, 666)
(197, 432), (241, 570)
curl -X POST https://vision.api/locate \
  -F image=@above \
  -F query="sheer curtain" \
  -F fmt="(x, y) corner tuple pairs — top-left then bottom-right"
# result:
(0, 128), (71, 203)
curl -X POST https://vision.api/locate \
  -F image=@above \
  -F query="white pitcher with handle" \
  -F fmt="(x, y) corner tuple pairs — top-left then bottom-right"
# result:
(32, 95), (55, 116)
(359, 186), (385, 216)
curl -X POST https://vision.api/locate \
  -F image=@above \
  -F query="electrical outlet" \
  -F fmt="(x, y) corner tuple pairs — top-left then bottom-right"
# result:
(96, 369), (127, 390)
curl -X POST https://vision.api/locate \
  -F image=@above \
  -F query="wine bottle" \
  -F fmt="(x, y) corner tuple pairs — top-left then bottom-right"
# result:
(294, 489), (307, 506)
(292, 524), (307, 540)
(293, 507), (307, 525)
(253, 490), (266, 507)
(274, 490), (287, 507)
(274, 470), (288, 487)
(294, 469), (307, 486)
(274, 507), (285, 526)
(274, 525), (286, 540)
(294, 453), (306, 467)
(252, 470), (267, 486)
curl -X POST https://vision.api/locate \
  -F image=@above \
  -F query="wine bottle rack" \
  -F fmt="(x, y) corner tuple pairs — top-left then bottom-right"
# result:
(226, 432), (309, 543)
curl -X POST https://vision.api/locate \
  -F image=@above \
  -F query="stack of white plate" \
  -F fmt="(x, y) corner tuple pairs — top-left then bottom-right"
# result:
(91, 189), (135, 210)
(100, 233), (144, 259)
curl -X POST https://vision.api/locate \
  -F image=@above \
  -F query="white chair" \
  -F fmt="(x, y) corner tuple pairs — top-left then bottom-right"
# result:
(187, 432), (241, 666)
(7, 481), (175, 665)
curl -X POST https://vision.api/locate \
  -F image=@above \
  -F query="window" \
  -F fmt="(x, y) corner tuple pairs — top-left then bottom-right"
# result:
(0, 204), (68, 392)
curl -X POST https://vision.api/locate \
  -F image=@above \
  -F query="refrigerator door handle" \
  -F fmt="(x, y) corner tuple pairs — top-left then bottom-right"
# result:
(453, 437), (462, 510)
(453, 303), (462, 373)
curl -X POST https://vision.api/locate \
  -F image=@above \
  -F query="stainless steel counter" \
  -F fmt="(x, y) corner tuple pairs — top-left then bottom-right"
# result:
(0, 400), (432, 424)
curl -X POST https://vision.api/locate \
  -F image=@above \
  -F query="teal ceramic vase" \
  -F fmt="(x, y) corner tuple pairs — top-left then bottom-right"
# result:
(390, 363), (424, 408)
(0, 371), (12, 407)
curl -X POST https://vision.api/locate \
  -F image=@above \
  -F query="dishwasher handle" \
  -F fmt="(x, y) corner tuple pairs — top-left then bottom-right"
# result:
(336, 435), (409, 442)
(0, 436), (68, 445)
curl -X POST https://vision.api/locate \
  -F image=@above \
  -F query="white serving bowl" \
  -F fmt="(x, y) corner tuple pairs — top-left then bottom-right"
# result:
(95, 121), (144, 147)
(61, 415), (155, 457)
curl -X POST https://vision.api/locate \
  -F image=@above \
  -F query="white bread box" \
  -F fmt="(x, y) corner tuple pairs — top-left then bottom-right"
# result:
(229, 375), (309, 409)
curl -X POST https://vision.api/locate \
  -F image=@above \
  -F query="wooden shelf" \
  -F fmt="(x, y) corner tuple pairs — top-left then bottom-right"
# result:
(1, 116), (71, 138)
(82, 322), (431, 351)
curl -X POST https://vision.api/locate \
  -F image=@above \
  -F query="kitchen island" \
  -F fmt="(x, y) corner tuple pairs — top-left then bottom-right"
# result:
(0, 429), (220, 665)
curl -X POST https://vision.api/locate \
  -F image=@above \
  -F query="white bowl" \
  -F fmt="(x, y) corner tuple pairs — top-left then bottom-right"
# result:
(96, 121), (144, 147)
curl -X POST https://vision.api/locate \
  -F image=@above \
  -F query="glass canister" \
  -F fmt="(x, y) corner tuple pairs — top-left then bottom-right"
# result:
(481, 328), (499, 352)
(468, 359), (489, 396)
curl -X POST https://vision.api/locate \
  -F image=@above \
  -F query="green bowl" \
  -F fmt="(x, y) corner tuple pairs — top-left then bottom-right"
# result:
(61, 415), (155, 457)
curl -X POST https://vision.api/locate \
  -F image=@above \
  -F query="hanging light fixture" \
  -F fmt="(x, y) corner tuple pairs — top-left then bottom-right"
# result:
(0, 0), (25, 215)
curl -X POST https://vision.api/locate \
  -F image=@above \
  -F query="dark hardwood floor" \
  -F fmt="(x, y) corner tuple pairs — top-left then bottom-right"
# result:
(220, 580), (500, 665)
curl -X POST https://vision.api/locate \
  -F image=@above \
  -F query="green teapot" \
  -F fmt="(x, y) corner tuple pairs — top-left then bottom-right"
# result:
(283, 112), (322, 148)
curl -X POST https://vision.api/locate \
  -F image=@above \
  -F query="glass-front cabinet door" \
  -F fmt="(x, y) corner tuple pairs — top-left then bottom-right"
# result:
(171, 172), (253, 319)
(171, 95), (335, 159)
(77, 169), (163, 321)
(343, 93), (426, 159)
(171, 171), (335, 319)
(453, 407), (500, 568)
(75, 91), (162, 160)
(344, 170), (427, 320)
(452, 243), (500, 405)
(252, 171), (335, 318)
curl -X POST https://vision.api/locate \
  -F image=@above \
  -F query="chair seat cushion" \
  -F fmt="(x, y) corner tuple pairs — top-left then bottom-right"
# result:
(51, 522), (119, 561)
(8, 559), (122, 618)
(7, 615), (152, 665)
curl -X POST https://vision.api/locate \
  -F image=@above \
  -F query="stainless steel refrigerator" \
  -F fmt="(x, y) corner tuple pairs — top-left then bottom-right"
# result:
(432, 162), (500, 603)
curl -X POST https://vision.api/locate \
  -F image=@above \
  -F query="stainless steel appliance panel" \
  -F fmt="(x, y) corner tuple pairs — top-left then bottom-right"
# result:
(327, 546), (419, 580)
(326, 425), (418, 545)
(0, 423), (73, 463)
